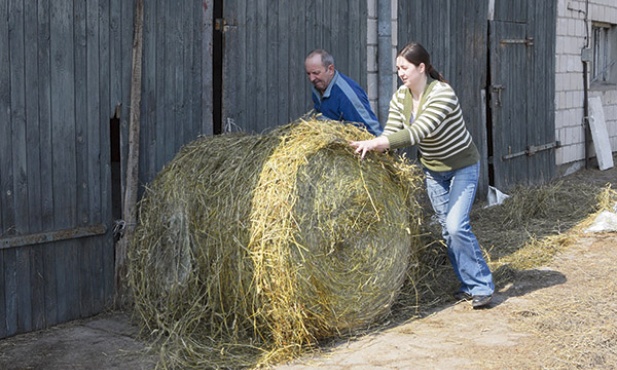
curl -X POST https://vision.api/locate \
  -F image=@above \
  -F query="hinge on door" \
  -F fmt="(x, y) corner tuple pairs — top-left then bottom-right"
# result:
(500, 36), (534, 46)
(502, 141), (561, 160)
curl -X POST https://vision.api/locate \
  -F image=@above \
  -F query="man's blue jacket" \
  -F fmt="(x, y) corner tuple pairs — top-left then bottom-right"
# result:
(310, 71), (383, 136)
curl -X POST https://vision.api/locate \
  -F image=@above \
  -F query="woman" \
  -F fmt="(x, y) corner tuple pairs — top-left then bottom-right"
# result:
(350, 42), (494, 308)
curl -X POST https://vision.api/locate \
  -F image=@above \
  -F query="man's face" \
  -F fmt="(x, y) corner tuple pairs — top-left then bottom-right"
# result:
(305, 55), (334, 94)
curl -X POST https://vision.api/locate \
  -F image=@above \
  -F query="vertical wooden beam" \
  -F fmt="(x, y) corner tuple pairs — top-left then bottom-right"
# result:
(115, 0), (144, 307)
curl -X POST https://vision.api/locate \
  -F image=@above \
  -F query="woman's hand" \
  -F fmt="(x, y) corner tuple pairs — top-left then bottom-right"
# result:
(349, 136), (390, 159)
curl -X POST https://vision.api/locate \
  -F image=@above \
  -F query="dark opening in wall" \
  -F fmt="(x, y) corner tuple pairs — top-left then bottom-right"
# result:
(213, 0), (224, 135)
(110, 113), (122, 221)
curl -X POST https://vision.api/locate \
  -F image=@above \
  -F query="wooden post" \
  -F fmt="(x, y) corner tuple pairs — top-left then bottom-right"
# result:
(115, 0), (144, 307)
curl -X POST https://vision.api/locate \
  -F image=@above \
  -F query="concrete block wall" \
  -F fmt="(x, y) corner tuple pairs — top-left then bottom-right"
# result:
(367, 0), (379, 114)
(367, 0), (397, 122)
(556, 0), (617, 173)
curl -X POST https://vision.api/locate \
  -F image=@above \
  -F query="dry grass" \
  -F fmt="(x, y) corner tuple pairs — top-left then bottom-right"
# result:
(130, 118), (617, 369)
(393, 172), (617, 318)
(128, 118), (426, 369)
(503, 183), (617, 369)
(388, 164), (617, 369)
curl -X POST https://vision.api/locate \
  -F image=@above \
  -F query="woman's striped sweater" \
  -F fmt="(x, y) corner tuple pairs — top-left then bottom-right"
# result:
(382, 79), (479, 171)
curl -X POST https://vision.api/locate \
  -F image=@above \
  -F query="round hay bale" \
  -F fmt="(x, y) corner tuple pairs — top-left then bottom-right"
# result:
(128, 118), (424, 368)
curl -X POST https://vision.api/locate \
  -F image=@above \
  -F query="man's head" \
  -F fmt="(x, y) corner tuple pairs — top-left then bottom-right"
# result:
(305, 49), (335, 94)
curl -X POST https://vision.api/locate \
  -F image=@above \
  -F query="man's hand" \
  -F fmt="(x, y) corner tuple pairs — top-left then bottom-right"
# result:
(349, 136), (390, 159)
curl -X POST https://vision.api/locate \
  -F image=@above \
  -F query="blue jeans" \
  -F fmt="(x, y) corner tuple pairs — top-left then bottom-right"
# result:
(423, 162), (494, 296)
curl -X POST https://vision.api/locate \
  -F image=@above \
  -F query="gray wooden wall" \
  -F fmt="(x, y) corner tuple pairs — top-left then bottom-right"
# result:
(0, 0), (131, 338)
(138, 0), (213, 184)
(398, 0), (557, 195)
(0, 0), (212, 339)
(1, 0), (558, 339)
(489, 1), (557, 190)
(222, 0), (368, 133)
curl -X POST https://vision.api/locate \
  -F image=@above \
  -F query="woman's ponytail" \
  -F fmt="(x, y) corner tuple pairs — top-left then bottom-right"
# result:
(427, 64), (446, 83)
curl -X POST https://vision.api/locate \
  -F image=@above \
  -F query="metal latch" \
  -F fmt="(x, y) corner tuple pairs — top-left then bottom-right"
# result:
(215, 18), (233, 33)
(502, 141), (561, 160)
(500, 36), (534, 46)
(490, 85), (505, 107)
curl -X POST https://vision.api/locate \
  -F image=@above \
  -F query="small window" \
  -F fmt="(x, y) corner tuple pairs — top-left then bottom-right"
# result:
(591, 22), (616, 85)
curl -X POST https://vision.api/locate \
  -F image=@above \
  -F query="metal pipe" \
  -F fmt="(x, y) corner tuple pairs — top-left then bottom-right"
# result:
(583, 59), (591, 169)
(583, 0), (591, 169)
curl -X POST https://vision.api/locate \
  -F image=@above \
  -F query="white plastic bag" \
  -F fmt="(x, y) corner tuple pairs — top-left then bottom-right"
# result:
(584, 208), (617, 233)
(485, 186), (510, 208)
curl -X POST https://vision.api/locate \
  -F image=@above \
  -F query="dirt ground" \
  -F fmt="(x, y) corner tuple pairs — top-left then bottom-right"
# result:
(1, 162), (617, 370)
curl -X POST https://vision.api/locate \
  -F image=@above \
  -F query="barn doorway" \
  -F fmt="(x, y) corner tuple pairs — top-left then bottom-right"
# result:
(213, 0), (224, 135)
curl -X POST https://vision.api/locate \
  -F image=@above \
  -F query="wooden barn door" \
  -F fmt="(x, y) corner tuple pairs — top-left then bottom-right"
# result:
(219, 0), (368, 133)
(488, 1), (557, 190)
(0, 0), (129, 339)
(397, 0), (490, 197)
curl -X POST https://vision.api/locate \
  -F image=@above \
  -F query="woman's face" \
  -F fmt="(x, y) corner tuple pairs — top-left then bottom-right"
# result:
(396, 56), (425, 91)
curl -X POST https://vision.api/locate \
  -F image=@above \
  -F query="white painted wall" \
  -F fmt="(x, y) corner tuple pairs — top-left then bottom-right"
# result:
(556, 0), (617, 174)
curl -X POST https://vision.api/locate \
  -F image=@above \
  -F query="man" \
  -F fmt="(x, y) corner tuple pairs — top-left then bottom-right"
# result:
(304, 49), (382, 136)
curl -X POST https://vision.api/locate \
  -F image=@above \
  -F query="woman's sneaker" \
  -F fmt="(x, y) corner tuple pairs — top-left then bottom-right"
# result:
(453, 291), (472, 301)
(471, 295), (493, 309)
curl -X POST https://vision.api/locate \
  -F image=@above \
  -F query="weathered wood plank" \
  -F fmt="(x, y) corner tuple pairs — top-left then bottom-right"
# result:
(528, 1), (556, 184)
(267, 1), (280, 125)
(43, 243), (58, 327)
(50, 2), (77, 228)
(288, 1), (306, 116)
(37, 0), (55, 231)
(98, 0), (113, 209)
(164, 0), (177, 163)
(1, 0), (15, 237)
(49, 1), (77, 323)
(200, 0), (213, 135)
(183, 0), (196, 142)
(15, 247), (32, 332)
(0, 250), (7, 337)
(154, 0), (168, 167)
(331, 1), (344, 76)
(74, 0), (93, 318)
(30, 246), (46, 330)
(141, 0), (157, 183)
(349, 0), (364, 86)
(110, 0), (123, 117)
(3, 249), (18, 336)
(255, 0), (268, 131)
(9, 0), (29, 239)
(0, 0), (8, 236)
(69, 240), (82, 320)
(225, 0), (243, 131)
(175, 1), (188, 147)
(6, 0), (33, 334)
(240, 0), (253, 131)
(24, 0), (43, 235)
(37, 0), (58, 329)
